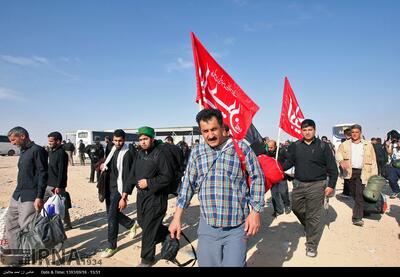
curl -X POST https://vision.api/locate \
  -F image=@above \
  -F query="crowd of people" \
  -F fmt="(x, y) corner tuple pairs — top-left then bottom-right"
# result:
(2, 111), (399, 267)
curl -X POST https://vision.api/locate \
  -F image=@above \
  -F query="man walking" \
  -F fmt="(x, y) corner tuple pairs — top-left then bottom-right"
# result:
(266, 139), (291, 217)
(4, 127), (48, 264)
(99, 129), (138, 258)
(128, 126), (173, 267)
(169, 109), (265, 267)
(87, 137), (104, 183)
(45, 132), (73, 230)
(282, 119), (338, 258)
(336, 124), (378, 226)
(78, 139), (86, 166)
(63, 139), (75, 166)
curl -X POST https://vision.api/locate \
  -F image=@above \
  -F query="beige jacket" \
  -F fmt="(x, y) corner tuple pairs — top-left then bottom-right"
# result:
(336, 139), (378, 184)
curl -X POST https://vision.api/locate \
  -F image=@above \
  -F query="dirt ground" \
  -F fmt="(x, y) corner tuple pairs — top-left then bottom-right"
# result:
(0, 155), (399, 267)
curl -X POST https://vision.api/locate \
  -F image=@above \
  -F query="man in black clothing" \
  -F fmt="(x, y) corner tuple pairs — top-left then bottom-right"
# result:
(283, 119), (338, 258)
(99, 129), (137, 258)
(78, 139), (86, 166)
(266, 139), (291, 217)
(46, 132), (72, 230)
(372, 138), (388, 176)
(86, 137), (104, 183)
(105, 136), (114, 158)
(128, 126), (173, 267)
(4, 127), (48, 264)
(63, 139), (76, 166)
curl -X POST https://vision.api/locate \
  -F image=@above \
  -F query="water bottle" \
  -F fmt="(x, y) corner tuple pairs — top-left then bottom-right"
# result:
(47, 204), (55, 216)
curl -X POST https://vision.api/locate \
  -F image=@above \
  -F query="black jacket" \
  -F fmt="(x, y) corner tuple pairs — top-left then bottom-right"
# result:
(63, 142), (75, 152)
(106, 146), (136, 194)
(78, 142), (85, 153)
(13, 142), (48, 202)
(128, 145), (173, 195)
(283, 138), (339, 188)
(48, 146), (69, 188)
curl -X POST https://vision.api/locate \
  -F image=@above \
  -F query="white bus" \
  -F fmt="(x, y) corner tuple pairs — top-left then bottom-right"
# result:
(332, 123), (355, 150)
(0, 135), (20, 156)
(75, 130), (138, 148)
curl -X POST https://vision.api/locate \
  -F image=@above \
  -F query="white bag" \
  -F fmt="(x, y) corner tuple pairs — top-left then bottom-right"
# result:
(41, 194), (66, 219)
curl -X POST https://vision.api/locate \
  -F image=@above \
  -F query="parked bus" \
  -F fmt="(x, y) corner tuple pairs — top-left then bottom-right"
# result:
(0, 135), (20, 156)
(332, 123), (355, 150)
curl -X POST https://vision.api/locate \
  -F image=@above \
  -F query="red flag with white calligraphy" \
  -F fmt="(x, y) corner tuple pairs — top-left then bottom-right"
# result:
(191, 32), (259, 141)
(279, 77), (305, 140)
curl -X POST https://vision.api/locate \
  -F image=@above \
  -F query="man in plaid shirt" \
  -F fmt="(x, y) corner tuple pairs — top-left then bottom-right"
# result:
(169, 109), (265, 267)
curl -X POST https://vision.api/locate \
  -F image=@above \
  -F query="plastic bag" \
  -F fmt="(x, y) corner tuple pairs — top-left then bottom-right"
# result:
(41, 194), (65, 219)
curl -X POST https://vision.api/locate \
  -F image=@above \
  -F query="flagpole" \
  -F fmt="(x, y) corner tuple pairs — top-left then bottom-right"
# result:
(275, 127), (282, 160)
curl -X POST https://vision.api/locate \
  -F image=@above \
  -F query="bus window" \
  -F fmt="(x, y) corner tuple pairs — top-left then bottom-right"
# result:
(77, 132), (88, 139)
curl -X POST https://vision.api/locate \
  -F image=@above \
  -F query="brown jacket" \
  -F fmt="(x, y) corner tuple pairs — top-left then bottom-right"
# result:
(336, 139), (378, 184)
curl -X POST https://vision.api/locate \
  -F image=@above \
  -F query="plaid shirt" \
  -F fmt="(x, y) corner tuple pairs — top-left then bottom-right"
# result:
(177, 139), (265, 228)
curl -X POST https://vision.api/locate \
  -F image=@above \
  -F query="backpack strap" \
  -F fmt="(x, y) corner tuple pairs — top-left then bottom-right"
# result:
(232, 139), (249, 187)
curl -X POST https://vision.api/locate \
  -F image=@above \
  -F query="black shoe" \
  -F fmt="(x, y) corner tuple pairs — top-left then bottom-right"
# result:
(285, 207), (292, 214)
(137, 259), (156, 267)
(306, 248), (317, 258)
(352, 219), (364, 227)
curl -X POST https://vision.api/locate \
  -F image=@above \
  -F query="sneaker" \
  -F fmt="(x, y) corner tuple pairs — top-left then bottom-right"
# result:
(306, 248), (317, 258)
(285, 207), (292, 214)
(129, 221), (140, 239)
(352, 219), (364, 227)
(389, 192), (399, 199)
(100, 248), (117, 258)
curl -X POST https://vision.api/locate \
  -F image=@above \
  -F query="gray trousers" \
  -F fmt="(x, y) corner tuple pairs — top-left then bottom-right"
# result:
(291, 180), (325, 250)
(197, 217), (247, 267)
(5, 197), (36, 250)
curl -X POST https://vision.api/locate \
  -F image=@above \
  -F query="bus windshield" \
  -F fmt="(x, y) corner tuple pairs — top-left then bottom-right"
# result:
(77, 132), (88, 139)
(332, 126), (350, 140)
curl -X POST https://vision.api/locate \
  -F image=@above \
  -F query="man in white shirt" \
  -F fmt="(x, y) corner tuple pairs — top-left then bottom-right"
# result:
(336, 124), (378, 227)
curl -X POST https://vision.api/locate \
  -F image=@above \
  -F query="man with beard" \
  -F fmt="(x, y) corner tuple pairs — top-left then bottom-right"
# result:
(45, 131), (73, 230)
(128, 126), (173, 267)
(3, 127), (48, 265)
(99, 129), (138, 258)
(266, 139), (291, 217)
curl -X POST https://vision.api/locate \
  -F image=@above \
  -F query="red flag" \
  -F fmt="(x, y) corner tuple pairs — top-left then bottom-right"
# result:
(279, 77), (305, 140)
(191, 32), (259, 140)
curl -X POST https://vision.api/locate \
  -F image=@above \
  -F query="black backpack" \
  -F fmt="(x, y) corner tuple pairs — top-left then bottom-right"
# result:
(161, 232), (197, 267)
(159, 143), (184, 196)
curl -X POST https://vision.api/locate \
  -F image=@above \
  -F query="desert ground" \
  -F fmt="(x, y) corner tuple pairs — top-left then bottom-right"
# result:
(0, 155), (399, 267)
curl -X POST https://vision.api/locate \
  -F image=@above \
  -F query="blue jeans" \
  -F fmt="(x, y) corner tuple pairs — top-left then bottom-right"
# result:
(388, 166), (400, 193)
(197, 217), (247, 267)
